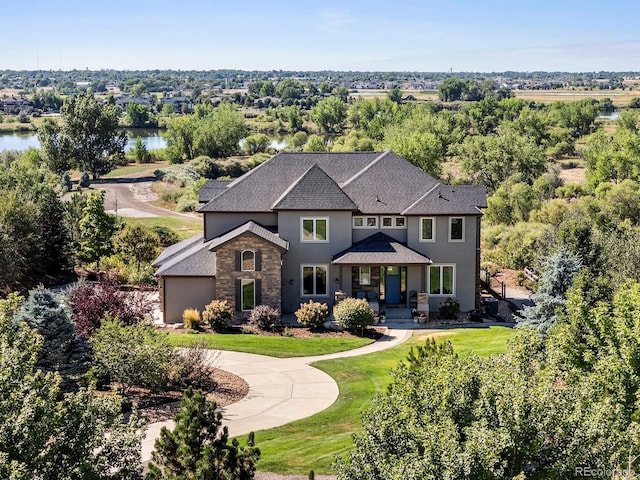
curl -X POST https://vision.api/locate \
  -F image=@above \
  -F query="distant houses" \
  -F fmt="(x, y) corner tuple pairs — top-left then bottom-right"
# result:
(0, 96), (34, 114)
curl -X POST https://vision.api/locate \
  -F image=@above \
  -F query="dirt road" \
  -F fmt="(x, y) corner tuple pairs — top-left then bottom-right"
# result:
(89, 170), (200, 222)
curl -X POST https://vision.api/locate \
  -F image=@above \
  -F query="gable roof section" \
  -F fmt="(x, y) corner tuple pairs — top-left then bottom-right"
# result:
(198, 151), (383, 213)
(332, 232), (432, 265)
(271, 164), (357, 210)
(208, 221), (289, 252)
(340, 151), (439, 214)
(197, 151), (486, 216)
(402, 185), (487, 215)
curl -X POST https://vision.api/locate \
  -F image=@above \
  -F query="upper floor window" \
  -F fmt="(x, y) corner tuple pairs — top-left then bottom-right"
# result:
(449, 217), (465, 242)
(420, 217), (435, 242)
(353, 216), (378, 229)
(381, 216), (407, 229)
(301, 217), (329, 242)
(241, 250), (255, 271)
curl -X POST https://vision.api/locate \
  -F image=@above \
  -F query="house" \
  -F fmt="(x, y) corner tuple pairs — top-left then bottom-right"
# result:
(153, 151), (486, 323)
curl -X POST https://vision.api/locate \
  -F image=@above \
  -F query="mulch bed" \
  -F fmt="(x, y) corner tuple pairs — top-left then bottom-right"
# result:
(103, 369), (249, 424)
(159, 324), (385, 340)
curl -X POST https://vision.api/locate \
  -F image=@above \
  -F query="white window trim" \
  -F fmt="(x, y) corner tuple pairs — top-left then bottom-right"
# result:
(240, 278), (255, 311)
(301, 217), (329, 242)
(419, 217), (436, 243)
(359, 266), (371, 285)
(241, 249), (255, 272)
(353, 216), (378, 229)
(428, 264), (456, 296)
(448, 217), (465, 243)
(381, 216), (407, 229)
(301, 264), (329, 297)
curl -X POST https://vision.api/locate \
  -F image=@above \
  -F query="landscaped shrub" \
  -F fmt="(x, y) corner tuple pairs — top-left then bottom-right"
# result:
(79, 171), (90, 188)
(295, 300), (329, 330)
(68, 274), (155, 338)
(90, 316), (176, 395)
(202, 300), (233, 332)
(438, 297), (461, 320)
(170, 341), (219, 391)
(60, 171), (72, 192)
(182, 308), (201, 330)
(249, 305), (281, 331)
(333, 298), (374, 333)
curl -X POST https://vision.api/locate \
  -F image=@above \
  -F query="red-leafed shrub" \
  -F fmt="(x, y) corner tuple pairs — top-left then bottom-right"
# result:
(68, 273), (155, 338)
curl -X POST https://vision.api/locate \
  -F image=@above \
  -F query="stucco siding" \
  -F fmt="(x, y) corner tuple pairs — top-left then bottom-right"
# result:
(407, 215), (480, 312)
(204, 212), (277, 240)
(162, 276), (216, 324)
(278, 210), (352, 313)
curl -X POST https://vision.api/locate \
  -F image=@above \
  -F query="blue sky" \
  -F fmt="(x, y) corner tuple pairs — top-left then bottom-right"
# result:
(3, 0), (639, 72)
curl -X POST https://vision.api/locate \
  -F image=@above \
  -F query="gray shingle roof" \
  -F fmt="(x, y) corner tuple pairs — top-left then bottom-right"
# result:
(155, 236), (217, 276)
(199, 180), (232, 203)
(272, 164), (357, 210)
(208, 221), (289, 252)
(198, 152), (384, 213)
(155, 222), (289, 277)
(402, 185), (487, 215)
(153, 234), (204, 267)
(332, 232), (432, 265)
(197, 150), (486, 216)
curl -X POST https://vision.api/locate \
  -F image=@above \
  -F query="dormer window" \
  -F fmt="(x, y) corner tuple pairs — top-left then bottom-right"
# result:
(241, 250), (255, 271)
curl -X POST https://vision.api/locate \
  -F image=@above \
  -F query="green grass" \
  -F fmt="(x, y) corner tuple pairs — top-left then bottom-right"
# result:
(102, 162), (168, 178)
(167, 332), (374, 358)
(252, 326), (514, 474)
(122, 216), (200, 239)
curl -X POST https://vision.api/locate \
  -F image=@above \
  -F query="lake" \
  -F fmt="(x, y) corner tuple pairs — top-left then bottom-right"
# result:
(0, 129), (167, 152)
(0, 130), (288, 152)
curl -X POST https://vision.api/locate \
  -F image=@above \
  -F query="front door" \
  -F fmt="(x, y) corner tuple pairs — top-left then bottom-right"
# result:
(385, 266), (401, 304)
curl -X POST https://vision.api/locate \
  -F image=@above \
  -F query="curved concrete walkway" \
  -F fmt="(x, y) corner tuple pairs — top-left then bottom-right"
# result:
(142, 327), (413, 461)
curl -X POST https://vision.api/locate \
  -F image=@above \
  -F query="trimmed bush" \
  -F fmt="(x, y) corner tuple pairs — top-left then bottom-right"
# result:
(182, 308), (201, 330)
(438, 297), (460, 321)
(202, 300), (233, 332)
(295, 300), (329, 330)
(249, 305), (281, 331)
(79, 172), (90, 188)
(333, 298), (375, 333)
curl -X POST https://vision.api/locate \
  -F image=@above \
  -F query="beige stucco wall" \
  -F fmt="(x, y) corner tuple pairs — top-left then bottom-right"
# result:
(162, 276), (216, 324)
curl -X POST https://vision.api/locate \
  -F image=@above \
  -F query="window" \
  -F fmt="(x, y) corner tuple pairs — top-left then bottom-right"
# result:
(359, 266), (371, 285)
(381, 216), (407, 229)
(302, 265), (328, 296)
(301, 217), (328, 242)
(241, 279), (255, 311)
(420, 217), (435, 242)
(353, 216), (378, 229)
(241, 250), (255, 271)
(449, 217), (464, 242)
(428, 265), (455, 295)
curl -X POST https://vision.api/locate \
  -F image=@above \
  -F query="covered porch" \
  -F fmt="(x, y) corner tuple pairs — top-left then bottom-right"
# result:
(332, 232), (432, 309)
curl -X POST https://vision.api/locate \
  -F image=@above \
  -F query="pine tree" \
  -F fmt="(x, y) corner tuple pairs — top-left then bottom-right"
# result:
(519, 245), (582, 334)
(14, 285), (88, 389)
(147, 386), (260, 479)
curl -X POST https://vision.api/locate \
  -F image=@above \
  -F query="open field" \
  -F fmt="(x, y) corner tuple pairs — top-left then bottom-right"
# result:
(253, 326), (514, 474)
(514, 89), (640, 106)
(122, 216), (201, 238)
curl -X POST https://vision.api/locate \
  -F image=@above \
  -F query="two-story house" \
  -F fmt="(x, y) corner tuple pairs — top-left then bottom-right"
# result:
(153, 150), (486, 324)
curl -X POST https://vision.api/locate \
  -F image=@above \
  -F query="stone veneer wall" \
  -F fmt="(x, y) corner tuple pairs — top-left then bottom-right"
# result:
(214, 232), (283, 317)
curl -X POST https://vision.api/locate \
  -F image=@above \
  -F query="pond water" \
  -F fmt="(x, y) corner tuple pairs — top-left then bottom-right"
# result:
(0, 129), (167, 152)
(0, 130), (289, 152)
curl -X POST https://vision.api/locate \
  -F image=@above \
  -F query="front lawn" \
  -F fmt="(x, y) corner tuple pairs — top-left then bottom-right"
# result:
(167, 332), (375, 358)
(253, 326), (514, 474)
